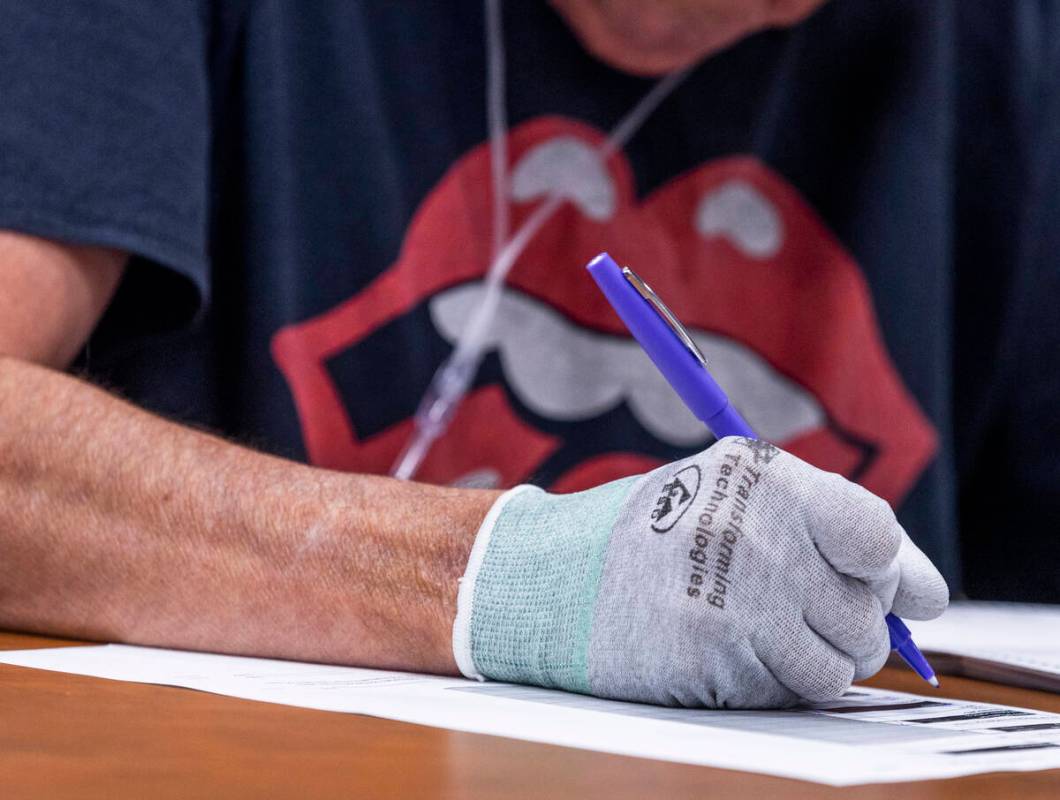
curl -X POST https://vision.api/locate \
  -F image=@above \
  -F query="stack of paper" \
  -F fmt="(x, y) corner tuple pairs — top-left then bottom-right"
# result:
(909, 601), (1060, 692)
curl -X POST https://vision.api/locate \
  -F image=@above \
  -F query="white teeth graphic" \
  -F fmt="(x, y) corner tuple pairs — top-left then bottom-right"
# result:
(695, 180), (784, 259)
(510, 137), (616, 220)
(430, 283), (823, 447)
(451, 468), (502, 490)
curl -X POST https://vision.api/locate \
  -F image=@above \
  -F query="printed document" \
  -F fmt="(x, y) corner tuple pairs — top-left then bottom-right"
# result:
(1, 644), (1059, 786)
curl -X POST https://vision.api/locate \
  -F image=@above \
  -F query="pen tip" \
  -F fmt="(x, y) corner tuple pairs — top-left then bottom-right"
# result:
(928, 676), (940, 688)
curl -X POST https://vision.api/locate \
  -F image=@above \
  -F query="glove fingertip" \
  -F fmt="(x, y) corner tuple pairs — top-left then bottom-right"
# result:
(852, 637), (891, 682)
(891, 574), (949, 620)
(891, 533), (950, 620)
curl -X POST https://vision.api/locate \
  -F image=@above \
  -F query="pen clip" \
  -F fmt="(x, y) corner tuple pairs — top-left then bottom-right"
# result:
(621, 266), (708, 366)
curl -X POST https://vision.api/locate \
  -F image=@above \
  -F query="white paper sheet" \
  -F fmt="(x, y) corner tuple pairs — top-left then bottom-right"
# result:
(903, 601), (1060, 695)
(910, 601), (1060, 689)
(3, 644), (1060, 785)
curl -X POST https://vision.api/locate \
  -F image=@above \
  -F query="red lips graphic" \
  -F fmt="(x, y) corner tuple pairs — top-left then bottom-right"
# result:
(271, 116), (936, 504)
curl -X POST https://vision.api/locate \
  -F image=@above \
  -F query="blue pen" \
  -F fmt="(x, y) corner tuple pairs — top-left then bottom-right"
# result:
(586, 252), (939, 688)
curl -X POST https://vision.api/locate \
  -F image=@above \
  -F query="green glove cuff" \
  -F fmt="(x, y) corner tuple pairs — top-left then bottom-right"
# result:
(452, 477), (637, 692)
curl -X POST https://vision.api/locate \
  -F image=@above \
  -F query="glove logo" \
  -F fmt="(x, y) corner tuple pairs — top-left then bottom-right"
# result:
(739, 438), (780, 465)
(650, 465), (701, 533)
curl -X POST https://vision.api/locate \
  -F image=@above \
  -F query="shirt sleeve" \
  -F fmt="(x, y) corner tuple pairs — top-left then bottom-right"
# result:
(0, 0), (210, 332)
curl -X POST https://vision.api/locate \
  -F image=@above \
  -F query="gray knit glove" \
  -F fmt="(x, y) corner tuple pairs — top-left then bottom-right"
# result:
(453, 437), (948, 708)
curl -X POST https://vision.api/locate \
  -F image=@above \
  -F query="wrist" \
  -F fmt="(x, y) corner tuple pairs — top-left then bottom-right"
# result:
(359, 479), (502, 675)
(429, 483), (505, 673)
(244, 469), (502, 675)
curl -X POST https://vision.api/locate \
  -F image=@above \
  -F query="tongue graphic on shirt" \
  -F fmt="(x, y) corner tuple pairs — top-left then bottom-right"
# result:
(272, 116), (936, 504)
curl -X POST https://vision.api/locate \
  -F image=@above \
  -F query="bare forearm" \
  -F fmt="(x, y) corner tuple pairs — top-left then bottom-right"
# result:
(0, 357), (498, 673)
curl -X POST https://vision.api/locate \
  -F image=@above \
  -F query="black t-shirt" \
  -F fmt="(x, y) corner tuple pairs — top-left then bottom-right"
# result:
(1, 1), (1058, 600)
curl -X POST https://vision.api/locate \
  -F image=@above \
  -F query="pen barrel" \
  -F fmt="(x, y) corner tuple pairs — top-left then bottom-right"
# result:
(588, 253), (732, 424)
(887, 613), (937, 683)
(886, 613), (911, 649)
(705, 401), (756, 440)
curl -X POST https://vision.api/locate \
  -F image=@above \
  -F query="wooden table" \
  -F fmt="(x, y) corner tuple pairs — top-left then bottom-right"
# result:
(2, 631), (1058, 799)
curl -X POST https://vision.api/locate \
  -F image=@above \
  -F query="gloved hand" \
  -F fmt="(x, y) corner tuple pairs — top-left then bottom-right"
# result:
(452, 437), (948, 708)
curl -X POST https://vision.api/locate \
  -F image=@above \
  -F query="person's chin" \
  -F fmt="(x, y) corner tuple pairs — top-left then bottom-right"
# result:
(577, 33), (741, 76)
(549, 0), (826, 76)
